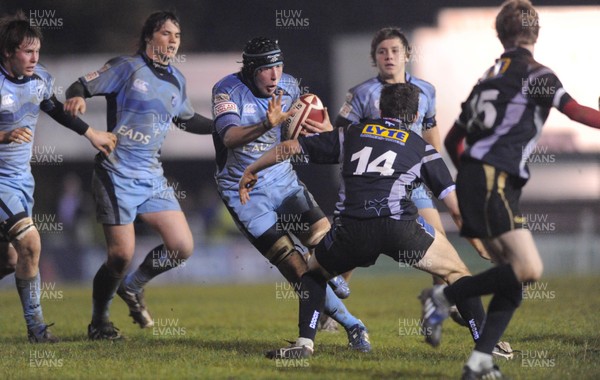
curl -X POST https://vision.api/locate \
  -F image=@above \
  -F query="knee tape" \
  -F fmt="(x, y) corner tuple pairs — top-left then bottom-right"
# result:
(264, 236), (297, 266)
(303, 221), (329, 248)
(7, 217), (35, 241)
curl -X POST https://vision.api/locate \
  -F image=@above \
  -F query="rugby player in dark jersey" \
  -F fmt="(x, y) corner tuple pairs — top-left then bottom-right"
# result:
(422, 1), (600, 378)
(239, 82), (485, 359)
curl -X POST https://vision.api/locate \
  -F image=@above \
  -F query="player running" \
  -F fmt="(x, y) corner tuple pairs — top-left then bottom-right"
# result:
(240, 83), (486, 358)
(422, 1), (600, 378)
(64, 11), (212, 340)
(333, 26), (502, 349)
(212, 37), (370, 352)
(0, 12), (116, 343)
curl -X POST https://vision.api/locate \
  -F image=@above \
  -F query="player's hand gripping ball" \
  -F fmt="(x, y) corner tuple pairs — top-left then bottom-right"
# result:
(281, 94), (326, 140)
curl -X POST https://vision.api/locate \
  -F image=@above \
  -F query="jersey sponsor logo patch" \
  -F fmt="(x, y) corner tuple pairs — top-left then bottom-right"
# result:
(213, 93), (230, 103)
(83, 71), (99, 82)
(339, 102), (352, 118)
(243, 103), (257, 114)
(1, 94), (15, 107)
(214, 101), (239, 117)
(132, 78), (149, 93)
(362, 124), (409, 143)
(115, 125), (151, 145)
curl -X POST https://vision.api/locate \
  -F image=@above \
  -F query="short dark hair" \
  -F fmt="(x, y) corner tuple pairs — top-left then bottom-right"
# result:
(370, 27), (411, 66)
(0, 11), (43, 60)
(496, 0), (539, 49)
(379, 83), (420, 125)
(138, 11), (180, 52)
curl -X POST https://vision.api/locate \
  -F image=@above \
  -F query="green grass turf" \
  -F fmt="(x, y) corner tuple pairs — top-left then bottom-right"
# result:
(1, 273), (599, 379)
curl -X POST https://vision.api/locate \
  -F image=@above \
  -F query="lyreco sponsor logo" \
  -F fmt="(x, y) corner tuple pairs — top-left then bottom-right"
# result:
(309, 311), (320, 329)
(115, 125), (151, 144)
(133, 79), (149, 93)
(213, 101), (238, 117)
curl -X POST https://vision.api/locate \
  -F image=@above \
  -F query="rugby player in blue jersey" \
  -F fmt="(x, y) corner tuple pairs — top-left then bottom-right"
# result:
(64, 11), (212, 340)
(240, 83), (485, 359)
(422, 1), (600, 378)
(212, 37), (370, 352)
(0, 12), (116, 343)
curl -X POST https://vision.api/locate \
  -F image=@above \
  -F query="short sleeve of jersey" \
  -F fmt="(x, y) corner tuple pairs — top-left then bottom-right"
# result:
(79, 56), (131, 96)
(177, 81), (195, 120)
(298, 130), (341, 164)
(419, 144), (455, 199)
(338, 90), (363, 123)
(212, 86), (241, 136)
(422, 84), (437, 130)
(525, 68), (572, 110)
(35, 65), (56, 111)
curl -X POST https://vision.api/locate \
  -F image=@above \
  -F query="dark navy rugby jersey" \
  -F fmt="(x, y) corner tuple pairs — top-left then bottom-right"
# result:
(298, 118), (455, 220)
(455, 47), (572, 179)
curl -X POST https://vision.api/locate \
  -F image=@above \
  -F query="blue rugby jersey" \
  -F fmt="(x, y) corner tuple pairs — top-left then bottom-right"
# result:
(78, 53), (195, 179)
(299, 118), (455, 220)
(338, 73), (436, 135)
(212, 72), (300, 190)
(0, 64), (54, 178)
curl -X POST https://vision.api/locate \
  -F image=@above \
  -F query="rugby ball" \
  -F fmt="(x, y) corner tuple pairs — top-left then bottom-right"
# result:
(281, 94), (326, 140)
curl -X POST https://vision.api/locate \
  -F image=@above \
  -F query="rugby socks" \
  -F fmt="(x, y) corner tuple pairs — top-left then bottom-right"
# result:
(324, 284), (362, 330)
(474, 286), (522, 354)
(298, 272), (327, 341)
(442, 265), (522, 355)
(91, 264), (123, 326)
(443, 264), (520, 303)
(15, 273), (45, 332)
(123, 244), (183, 294)
(451, 276), (486, 342)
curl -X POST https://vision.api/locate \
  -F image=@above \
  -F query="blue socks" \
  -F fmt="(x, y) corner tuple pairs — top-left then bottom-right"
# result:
(15, 273), (45, 332)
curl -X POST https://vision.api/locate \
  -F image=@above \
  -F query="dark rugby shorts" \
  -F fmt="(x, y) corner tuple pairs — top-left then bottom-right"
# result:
(456, 158), (525, 238)
(315, 216), (435, 276)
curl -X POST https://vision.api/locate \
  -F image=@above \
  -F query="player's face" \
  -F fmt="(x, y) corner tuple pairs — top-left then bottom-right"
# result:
(375, 38), (408, 82)
(4, 38), (40, 78)
(146, 19), (181, 64)
(254, 64), (283, 97)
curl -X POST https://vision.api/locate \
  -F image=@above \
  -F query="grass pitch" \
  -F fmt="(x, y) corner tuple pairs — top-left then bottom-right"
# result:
(1, 273), (599, 379)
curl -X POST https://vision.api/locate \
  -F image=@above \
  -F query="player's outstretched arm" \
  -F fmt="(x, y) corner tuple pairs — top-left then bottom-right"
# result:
(223, 92), (294, 149)
(239, 139), (302, 204)
(444, 122), (467, 169)
(560, 99), (600, 129)
(83, 128), (117, 157)
(0, 127), (33, 144)
(173, 114), (213, 135)
(64, 81), (88, 117)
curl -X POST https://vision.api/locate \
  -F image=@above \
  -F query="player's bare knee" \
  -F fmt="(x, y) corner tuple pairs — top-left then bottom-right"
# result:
(300, 218), (330, 248)
(165, 240), (194, 261)
(519, 263), (543, 283)
(106, 249), (134, 274)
